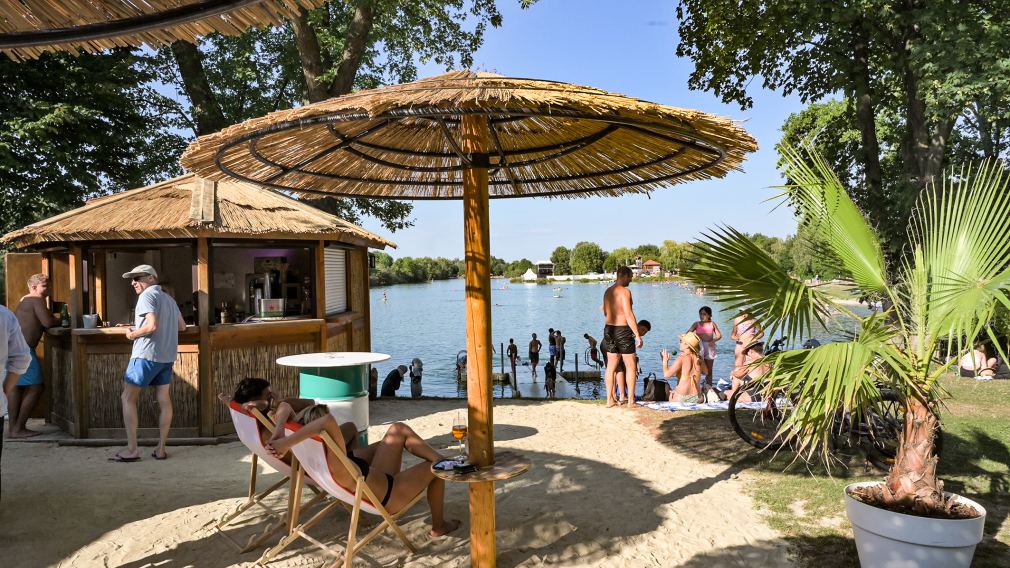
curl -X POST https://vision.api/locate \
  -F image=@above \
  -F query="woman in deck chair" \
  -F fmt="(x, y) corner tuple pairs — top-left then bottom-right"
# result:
(220, 378), (341, 462)
(268, 404), (460, 538)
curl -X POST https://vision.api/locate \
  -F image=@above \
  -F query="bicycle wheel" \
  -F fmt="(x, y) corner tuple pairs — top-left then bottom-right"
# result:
(728, 382), (791, 451)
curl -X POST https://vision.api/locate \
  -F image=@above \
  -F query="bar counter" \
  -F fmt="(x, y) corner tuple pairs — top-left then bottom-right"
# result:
(44, 312), (370, 439)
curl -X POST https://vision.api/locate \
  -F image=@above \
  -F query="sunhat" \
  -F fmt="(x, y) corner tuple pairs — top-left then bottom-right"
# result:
(122, 264), (158, 279)
(680, 331), (702, 354)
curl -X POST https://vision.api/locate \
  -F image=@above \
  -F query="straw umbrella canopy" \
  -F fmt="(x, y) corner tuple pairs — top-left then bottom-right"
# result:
(182, 69), (757, 566)
(0, 0), (325, 60)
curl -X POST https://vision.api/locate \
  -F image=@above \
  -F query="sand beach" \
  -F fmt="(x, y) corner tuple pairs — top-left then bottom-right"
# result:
(2, 399), (791, 567)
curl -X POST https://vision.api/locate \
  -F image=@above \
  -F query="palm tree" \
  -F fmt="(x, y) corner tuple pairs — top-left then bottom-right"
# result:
(681, 147), (1010, 514)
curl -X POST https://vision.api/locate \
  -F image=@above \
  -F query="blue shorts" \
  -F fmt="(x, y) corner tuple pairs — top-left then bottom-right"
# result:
(17, 351), (43, 387)
(549, 345), (558, 357)
(124, 359), (174, 387)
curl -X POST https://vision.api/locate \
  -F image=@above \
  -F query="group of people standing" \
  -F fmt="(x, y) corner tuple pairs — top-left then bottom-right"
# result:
(599, 266), (768, 406)
(2, 265), (185, 472)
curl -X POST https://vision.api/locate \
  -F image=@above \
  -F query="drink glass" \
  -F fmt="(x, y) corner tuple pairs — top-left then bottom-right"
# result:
(451, 412), (468, 461)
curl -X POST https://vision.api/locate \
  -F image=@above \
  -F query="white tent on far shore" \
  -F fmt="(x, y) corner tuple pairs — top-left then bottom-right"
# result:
(521, 268), (538, 281)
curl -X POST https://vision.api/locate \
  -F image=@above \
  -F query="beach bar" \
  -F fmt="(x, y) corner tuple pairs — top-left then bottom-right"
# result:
(1, 174), (393, 439)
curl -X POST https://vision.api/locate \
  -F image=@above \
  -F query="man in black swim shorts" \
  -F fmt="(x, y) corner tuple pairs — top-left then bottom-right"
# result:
(601, 320), (651, 401)
(528, 333), (542, 380)
(601, 266), (646, 407)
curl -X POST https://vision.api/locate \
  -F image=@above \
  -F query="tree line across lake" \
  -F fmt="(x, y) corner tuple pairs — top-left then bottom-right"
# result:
(369, 230), (839, 287)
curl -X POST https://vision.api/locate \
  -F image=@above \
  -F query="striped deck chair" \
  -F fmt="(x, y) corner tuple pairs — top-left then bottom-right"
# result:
(216, 401), (325, 552)
(257, 422), (426, 568)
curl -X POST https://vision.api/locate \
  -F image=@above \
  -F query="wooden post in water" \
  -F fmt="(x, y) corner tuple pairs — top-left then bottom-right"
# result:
(460, 113), (496, 567)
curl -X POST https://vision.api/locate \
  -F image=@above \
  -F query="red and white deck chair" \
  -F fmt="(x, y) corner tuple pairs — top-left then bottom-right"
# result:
(257, 421), (427, 568)
(216, 401), (326, 552)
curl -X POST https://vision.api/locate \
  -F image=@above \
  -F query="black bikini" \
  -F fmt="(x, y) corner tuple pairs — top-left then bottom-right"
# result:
(347, 450), (394, 506)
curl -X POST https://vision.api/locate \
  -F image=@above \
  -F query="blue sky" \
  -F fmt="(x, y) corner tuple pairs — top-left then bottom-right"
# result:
(361, 0), (806, 261)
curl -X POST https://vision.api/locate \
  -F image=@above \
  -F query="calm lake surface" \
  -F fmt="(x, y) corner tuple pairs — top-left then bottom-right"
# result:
(370, 278), (860, 399)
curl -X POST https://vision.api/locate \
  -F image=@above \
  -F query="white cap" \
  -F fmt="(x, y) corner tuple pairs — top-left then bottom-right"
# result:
(122, 264), (158, 279)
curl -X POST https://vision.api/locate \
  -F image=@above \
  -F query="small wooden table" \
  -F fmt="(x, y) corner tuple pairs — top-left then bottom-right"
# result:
(431, 451), (531, 483)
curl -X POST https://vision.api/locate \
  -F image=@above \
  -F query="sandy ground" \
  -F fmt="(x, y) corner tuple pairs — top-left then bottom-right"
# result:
(1, 400), (792, 567)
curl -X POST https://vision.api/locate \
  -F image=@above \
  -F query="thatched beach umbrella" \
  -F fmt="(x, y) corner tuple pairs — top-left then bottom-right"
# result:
(182, 69), (757, 566)
(0, 0), (325, 60)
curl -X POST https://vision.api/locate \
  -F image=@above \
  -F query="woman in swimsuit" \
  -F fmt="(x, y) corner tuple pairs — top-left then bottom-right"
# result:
(959, 341), (997, 377)
(268, 405), (460, 538)
(687, 306), (722, 389)
(726, 340), (770, 402)
(731, 312), (763, 369)
(660, 332), (704, 403)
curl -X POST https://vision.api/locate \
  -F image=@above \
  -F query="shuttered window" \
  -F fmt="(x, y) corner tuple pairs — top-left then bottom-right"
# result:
(324, 247), (348, 315)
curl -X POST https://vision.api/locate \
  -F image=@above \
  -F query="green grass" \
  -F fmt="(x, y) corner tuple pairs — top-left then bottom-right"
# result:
(639, 376), (1010, 567)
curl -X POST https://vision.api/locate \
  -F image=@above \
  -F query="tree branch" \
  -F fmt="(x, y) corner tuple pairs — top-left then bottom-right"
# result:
(170, 40), (226, 136)
(327, 0), (375, 98)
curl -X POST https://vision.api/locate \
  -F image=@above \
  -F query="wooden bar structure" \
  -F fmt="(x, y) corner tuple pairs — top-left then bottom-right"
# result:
(1, 174), (393, 439)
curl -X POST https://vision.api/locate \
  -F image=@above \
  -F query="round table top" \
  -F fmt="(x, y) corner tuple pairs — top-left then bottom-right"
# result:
(276, 352), (391, 368)
(431, 451), (531, 483)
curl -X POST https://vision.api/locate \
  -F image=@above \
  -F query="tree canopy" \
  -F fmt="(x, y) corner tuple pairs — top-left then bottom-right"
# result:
(0, 51), (184, 238)
(569, 241), (606, 275)
(676, 0), (1010, 264)
(550, 246), (571, 275)
(155, 0), (510, 233)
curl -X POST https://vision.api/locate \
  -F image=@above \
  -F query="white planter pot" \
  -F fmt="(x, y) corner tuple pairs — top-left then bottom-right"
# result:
(844, 481), (986, 568)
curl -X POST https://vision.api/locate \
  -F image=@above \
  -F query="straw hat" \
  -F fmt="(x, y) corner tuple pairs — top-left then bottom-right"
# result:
(680, 331), (702, 354)
(181, 70), (757, 201)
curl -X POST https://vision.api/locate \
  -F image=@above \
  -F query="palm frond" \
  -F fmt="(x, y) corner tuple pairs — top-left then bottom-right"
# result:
(681, 225), (836, 341)
(905, 160), (1010, 351)
(760, 314), (905, 461)
(778, 146), (888, 297)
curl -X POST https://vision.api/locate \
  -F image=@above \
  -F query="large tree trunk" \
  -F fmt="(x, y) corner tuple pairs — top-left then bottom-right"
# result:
(883, 397), (945, 514)
(171, 40), (226, 136)
(850, 19), (885, 232)
(290, 7), (330, 103)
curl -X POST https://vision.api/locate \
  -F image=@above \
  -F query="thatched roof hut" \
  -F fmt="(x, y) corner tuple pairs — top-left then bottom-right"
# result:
(1, 174), (394, 249)
(3, 173), (391, 441)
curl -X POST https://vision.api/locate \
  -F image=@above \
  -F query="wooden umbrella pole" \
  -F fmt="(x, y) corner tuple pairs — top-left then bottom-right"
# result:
(460, 113), (496, 567)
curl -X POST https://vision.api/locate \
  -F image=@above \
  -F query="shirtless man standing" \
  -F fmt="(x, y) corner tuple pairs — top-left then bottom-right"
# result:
(601, 266), (644, 408)
(10, 274), (59, 438)
(528, 333), (542, 380)
(506, 338), (519, 386)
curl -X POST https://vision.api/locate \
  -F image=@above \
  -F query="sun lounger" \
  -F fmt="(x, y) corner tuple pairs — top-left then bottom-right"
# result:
(216, 401), (325, 552)
(257, 421), (427, 568)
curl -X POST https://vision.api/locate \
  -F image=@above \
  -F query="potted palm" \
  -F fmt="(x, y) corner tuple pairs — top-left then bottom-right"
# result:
(680, 147), (1002, 567)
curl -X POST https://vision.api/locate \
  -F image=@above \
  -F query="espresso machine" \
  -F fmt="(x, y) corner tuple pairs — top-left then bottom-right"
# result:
(246, 271), (284, 317)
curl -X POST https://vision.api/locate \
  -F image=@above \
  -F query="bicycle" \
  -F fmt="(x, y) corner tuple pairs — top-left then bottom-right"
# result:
(728, 361), (943, 470)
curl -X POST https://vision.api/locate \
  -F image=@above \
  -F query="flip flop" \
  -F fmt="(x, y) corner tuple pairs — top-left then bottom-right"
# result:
(151, 451), (168, 460)
(109, 452), (141, 463)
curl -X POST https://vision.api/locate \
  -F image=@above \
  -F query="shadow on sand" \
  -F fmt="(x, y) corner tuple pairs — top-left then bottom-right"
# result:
(640, 408), (1010, 567)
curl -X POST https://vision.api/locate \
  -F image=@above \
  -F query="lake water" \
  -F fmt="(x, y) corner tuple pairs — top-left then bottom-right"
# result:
(370, 278), (859, 399)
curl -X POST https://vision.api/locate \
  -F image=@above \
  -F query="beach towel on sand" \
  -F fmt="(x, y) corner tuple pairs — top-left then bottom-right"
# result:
(636, 400), (767, 412)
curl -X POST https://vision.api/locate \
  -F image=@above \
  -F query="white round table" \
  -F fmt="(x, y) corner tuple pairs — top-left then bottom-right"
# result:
(277, 352), (391, 445)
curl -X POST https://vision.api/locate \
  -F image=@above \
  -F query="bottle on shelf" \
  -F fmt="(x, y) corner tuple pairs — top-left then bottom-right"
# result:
(60, 304), (71, 328)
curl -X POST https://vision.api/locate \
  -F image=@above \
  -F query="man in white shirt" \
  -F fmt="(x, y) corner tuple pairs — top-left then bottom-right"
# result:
(113, 265), (185, 463)
(2, 303), (33, 499)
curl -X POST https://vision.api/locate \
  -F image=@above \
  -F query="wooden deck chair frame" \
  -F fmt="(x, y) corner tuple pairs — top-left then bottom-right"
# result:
(257, 423), (427, 568)
(215, 403), (326, 553)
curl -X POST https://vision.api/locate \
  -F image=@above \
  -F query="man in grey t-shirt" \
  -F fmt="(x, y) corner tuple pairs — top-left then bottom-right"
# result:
(112, 265), (185, 463)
